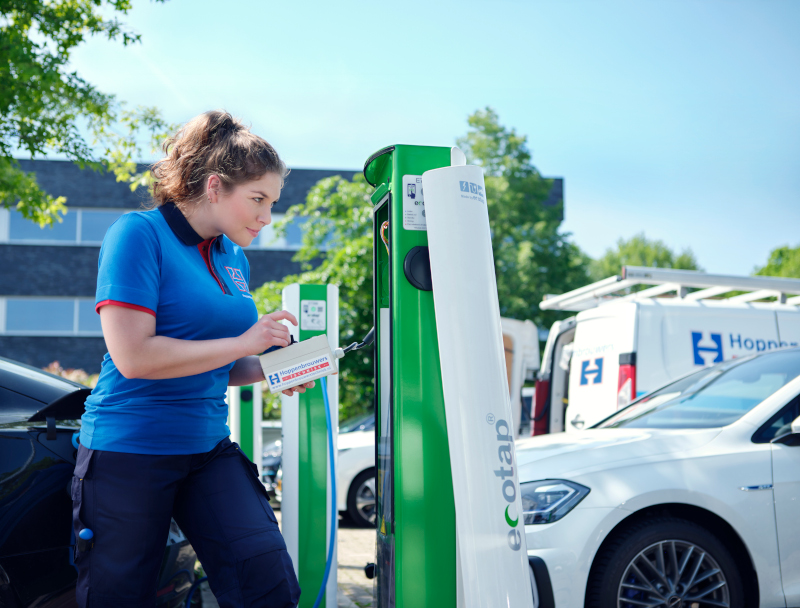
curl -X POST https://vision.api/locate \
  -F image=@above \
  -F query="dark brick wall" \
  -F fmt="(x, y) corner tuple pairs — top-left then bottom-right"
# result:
(0, 245), (303, 297)
(0, 336), (108, 373)
(18, 159), (358, 212)
(246, 249), (304, 287)
(277, 169), (359, 213)
(0, 245), (99, 296)
(18, 159), (150, 210)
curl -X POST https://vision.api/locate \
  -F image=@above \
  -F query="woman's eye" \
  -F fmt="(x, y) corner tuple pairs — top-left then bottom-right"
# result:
(253, 197), (263, 204)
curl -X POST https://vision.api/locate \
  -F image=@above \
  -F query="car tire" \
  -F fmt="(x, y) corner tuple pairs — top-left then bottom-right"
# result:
(346, 468), (376, 528)
(586, 516), (745, 608)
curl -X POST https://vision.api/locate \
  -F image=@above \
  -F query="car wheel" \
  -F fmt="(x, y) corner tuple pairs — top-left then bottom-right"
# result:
(586, 517), (745, 608)
(347, 469), (376, 528)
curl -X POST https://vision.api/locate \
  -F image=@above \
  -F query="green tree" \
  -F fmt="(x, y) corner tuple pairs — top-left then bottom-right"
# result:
(754, 244), (800, 279)
(253, 108), (595, 419)
(1, 0), (173, 227)
(252, 175), (374, 422)
(456, 107), (591, 330)
(589, 232), (701, 282)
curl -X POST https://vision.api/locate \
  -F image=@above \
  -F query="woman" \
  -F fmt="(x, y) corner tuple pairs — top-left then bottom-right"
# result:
(73, 110), (308, 608)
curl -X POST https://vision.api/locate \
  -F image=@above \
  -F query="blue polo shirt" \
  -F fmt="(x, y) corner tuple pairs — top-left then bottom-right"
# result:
(80, 203), (259, 454)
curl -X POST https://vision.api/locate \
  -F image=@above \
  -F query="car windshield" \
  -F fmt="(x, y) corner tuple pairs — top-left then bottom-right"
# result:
(340, 412), (375, 433)
(597, 349), (800, 430)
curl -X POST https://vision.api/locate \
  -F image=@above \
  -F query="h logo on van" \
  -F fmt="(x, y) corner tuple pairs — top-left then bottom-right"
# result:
(580, 358), (604, 385)
(691, 331), (723, 366)
(268, 373), (280, 386)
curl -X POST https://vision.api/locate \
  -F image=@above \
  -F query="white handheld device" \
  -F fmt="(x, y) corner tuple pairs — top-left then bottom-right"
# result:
(259, 335), (339, 394)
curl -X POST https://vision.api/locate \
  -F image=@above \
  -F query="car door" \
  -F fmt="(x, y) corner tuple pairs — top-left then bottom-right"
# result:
(771, 405), (800, 604)
(758, 393), (800, 605)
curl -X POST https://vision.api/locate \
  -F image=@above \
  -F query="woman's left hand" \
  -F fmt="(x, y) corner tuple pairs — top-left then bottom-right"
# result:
(282, 381), (315, 397)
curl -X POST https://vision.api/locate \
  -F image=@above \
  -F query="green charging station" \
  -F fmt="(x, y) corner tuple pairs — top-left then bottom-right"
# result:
(280, 283), (339, 608)
(227, 383), (263, 478)
(365, 145), (458, 607)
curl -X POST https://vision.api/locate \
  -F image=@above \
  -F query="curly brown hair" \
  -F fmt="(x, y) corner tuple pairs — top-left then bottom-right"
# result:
(150, 110), (288, 209)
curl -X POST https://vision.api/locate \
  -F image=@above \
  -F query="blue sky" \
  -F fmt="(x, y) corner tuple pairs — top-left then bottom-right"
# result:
(68, 0), (800, 275)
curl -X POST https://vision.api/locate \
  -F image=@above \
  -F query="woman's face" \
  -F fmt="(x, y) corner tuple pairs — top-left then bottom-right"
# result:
(213, 172), (282, 247)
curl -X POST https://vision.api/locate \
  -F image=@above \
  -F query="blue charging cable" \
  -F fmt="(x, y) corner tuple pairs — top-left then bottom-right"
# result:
(312, 375), (337, 608)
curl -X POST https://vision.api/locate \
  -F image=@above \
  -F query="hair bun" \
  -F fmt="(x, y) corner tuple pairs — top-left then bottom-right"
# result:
(149, 110), (287, 209)
(210, 114), (239, 138)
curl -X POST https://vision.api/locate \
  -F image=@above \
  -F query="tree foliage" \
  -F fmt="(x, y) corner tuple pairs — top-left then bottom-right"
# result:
(589, 232), (701, 281)
(754, 244), (800, 279)
(456, 107), (591, 330)
(1, 0), (173, 226)
(251, 175), (374, 421)
(253, 108), (597, 418)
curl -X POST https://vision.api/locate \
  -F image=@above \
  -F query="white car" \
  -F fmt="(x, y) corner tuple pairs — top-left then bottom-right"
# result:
(265, 413), (378, 527)
(517, 347), (800, 608)
(337, 423), (376, 527)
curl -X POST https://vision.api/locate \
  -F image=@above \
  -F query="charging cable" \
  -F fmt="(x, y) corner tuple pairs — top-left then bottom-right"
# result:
(312, 375), (337, 608)
(334, 326), (375, 359)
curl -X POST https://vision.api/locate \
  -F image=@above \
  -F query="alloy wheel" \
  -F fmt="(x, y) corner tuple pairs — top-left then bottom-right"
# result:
(355, 476), (376, 525)
(618, 539), (730, 608)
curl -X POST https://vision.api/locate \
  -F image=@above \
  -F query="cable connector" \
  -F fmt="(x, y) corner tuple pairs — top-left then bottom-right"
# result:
(335, 327), (375, 360)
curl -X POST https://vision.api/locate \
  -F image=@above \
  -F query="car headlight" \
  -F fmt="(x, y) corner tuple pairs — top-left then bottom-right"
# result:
(520, 479), (590, 525)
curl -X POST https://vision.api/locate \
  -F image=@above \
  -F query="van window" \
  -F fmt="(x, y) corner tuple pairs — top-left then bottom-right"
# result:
(597, 350), (800, 430)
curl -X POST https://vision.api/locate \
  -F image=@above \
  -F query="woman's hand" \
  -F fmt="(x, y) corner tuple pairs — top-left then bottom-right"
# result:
(240, 310), (298, 356)
(239, 310), (317, 395)
(282, 380), (315, 397)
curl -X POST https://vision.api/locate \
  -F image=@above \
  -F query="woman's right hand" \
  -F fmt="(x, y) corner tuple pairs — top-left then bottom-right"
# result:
(240, 310), (298, 356)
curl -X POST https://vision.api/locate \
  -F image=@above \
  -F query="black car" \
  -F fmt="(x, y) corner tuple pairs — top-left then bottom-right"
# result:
(0, 356), (198, 607)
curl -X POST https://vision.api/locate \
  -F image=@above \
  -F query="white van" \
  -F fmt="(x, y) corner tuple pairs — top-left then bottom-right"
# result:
(500, 317), (541, 437)
(532, 266), (800, 434)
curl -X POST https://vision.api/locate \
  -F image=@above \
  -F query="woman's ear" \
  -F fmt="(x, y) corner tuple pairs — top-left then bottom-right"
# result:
(206, 174), (222, 203)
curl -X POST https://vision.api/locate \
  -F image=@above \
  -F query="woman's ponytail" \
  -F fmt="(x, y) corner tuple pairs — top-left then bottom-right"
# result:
(150, 110), (287, 209)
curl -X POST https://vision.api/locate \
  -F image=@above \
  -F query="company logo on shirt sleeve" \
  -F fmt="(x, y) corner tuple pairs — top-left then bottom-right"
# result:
(225, 267), (249, 293)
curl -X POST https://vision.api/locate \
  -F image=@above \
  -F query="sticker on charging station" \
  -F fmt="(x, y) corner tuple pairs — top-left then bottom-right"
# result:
(402, 175), (426, 230)
(300, 300), (326, 331)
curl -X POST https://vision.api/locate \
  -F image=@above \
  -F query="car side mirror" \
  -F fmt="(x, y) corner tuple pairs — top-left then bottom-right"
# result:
(772, 414), (800, 447)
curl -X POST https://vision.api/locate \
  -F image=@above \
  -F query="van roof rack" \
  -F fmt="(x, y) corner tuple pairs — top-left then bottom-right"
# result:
(540, 266), (800, 312)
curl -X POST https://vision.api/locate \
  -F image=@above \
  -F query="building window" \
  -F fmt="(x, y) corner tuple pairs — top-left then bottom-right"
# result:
(81, 210), (126, 243)
(9, 209), (78, 242)
(2, 208), (310, 250)
(6, 299), (74, 333)
(78, 300), (103, 333)
(1, 298), (103, 336)
(5, 208), (125, 245)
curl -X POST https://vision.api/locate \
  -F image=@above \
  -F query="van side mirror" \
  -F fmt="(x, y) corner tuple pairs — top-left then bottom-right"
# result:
(772, 415), (800, 447)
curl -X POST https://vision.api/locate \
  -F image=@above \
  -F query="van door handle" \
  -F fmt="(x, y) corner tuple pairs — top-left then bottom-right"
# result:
(571, 414), (585, 429)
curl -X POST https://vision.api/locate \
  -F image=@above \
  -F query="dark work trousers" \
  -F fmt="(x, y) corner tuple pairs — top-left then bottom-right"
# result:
(71, 437), (300, 608)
